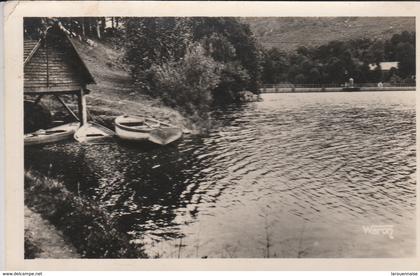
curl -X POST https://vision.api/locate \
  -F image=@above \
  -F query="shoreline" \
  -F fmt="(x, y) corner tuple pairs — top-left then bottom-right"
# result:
(260, 86), (415, 93)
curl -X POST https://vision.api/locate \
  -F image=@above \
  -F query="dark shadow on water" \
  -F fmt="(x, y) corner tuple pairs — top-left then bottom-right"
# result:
(115, 137), (183, 151)
(24, 134), (225, 242)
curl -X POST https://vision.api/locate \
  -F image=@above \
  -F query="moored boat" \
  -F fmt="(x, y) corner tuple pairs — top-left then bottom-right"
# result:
(115, 115), (183, 145)
(24, 122), (80, 146)
(74, 122), (115, 143)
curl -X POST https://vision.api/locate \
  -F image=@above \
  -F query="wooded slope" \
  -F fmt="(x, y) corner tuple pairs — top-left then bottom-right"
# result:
(243, 17), (415, 52)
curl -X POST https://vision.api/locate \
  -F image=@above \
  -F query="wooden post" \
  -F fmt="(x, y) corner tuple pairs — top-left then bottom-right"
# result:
(81, 17), (86, 37)
(96, 18), (102, 39)
(78, 89), (88, 126)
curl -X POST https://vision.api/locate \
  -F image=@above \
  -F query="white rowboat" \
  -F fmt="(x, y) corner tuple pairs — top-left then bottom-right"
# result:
(74, 122), (115, 143)
(115, 115), (183, 145)
(25, 122), (80, 146)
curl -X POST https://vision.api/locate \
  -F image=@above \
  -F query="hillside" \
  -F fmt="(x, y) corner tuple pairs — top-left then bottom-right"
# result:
(243, 17), (415, 52)
(69, 38), (192, 131)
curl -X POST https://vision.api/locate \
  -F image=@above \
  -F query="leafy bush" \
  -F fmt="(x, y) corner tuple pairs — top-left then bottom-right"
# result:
(213, 61), (251, 103)
(191, 18), (262, 96)
(148, 44), (221, 119)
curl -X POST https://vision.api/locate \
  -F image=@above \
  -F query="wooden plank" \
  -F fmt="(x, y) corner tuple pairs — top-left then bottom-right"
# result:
(26, 72), (77, 77)
(24, 74), (48, 78)
(25, 80), (80, 84)
(24, 86), (82, 94)
(25, 76), (80, 82)
(26, 65), (74, 69)
(54, 95), (80, 122)
(26, 66), (78, 72)
(25, 70), (75, 74)
(24, 85), (82, 90)
(24, 77), (48, 81)
(24, 40), (40, 61)
(48, 78), (81, 82)
(24, 39), (42, 66)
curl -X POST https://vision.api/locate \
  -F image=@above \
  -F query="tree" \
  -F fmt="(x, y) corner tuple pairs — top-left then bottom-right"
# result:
(123, 17), (262, 106)
(149, 44), (221, 119)
(395, 41), (415, 78)
(261, 48), (289, 84)
(189, 17), (262, 94)
(258, 31), (415, 85)
(325, 57), (346, 83)
(123, 17), (193, 92)
(387, 31), (415, 79)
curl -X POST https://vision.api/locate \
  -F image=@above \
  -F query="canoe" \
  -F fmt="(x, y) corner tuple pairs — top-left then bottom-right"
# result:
(74, 122), (115, 143)
(24, 122), (80, 146)
(115, 115), (183, 145)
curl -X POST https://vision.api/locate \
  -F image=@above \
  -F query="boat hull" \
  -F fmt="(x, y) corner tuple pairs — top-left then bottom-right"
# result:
(24, 122), (80, 146)
(114, 115), (183, 145)
(148, 128), (183, 145)
(115, 125), (150, 141)
(74, 122), (115, 143)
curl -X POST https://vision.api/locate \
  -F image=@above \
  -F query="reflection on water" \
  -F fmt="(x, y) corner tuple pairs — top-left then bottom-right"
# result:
(25, 91), (416, 258)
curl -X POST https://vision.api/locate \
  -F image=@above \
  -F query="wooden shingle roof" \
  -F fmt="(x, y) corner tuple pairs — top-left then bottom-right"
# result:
(24, 24), (95, 94)
(24, 40), (40, 63)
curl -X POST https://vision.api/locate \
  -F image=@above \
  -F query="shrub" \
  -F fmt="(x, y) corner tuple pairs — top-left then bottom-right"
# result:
(149, 44), (221, 119)
(213, 61), (251, 103)
(123, 17), (263, 112)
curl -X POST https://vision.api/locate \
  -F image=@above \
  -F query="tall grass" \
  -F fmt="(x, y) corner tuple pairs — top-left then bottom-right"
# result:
(24, 170), (146, 258)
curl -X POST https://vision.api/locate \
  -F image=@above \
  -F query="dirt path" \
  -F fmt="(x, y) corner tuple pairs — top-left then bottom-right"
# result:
(24, 205), (79, 258)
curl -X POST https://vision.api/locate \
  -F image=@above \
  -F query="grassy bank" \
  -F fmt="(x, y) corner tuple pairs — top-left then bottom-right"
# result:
(25, 206), (80, 259)
(25, 170), (146, 258)
(72, 38), (197, 132)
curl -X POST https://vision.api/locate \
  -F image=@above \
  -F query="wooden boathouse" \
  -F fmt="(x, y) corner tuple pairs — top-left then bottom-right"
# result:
(24, 22), (95, 126)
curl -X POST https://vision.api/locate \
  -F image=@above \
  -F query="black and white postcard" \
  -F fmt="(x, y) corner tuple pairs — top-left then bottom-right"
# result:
(2, 1), (420, 271)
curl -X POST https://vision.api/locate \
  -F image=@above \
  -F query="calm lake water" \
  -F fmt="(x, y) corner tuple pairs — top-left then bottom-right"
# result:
(25, 91), (416, 258)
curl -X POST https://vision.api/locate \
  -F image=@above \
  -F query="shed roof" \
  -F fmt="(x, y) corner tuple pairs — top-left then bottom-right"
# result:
(24, 23), (95, 94)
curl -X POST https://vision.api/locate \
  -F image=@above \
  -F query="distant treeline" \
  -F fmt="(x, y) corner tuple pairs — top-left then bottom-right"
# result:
(24, 17), (121, 40)
(261, 31), (415, 85)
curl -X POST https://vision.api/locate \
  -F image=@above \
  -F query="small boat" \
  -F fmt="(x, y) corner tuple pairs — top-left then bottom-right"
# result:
(74, 122), (115, 143)
(25, 122), (80, 146)
(115, 115), (183, 145)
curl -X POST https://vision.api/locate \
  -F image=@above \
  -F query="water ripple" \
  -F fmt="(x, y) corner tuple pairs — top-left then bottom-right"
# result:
(25, 91), (416, 258)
